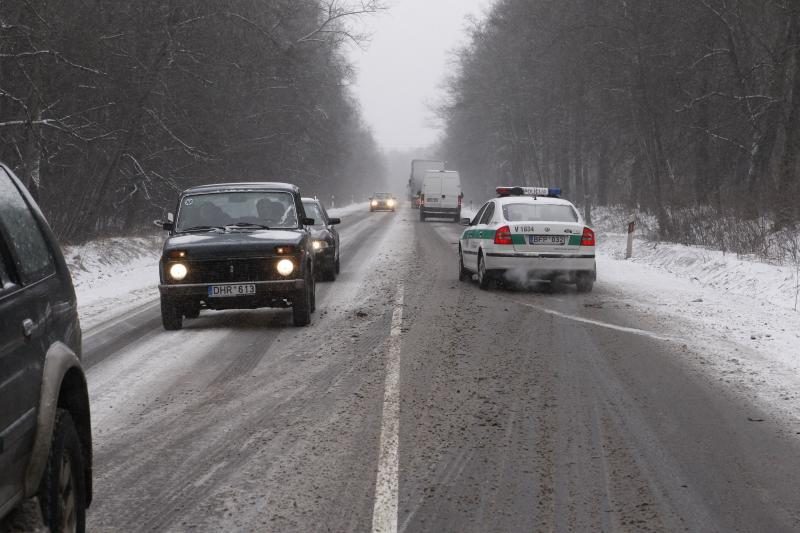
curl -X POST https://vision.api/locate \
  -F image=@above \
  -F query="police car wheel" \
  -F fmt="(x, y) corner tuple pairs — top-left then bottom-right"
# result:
(160, 296), (183, 330)
(478, 254), (491, 290)
(458, 249), (471, 282)
(576, 272), (594, 293)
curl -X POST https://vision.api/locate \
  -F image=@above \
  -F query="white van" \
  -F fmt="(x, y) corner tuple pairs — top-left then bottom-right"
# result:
(420, 170), (462, 222)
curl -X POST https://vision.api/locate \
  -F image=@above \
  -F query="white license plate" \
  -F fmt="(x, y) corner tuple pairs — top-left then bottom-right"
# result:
(529, 235), (566, 245)
(426, 198), (439, 203)
(207, 284), (256, 297)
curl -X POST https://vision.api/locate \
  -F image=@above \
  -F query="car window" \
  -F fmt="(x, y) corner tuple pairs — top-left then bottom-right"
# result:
(471, 203), (488, 225)
(176, 191), (299, 231)
(0, 168), (55, 284)
(302, 202), (326, 225)
(502, 203), (579, 222)
(479, 202), (495, 224)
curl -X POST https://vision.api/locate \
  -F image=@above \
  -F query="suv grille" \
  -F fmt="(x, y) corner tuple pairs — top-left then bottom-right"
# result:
(181, 258), (284, 283)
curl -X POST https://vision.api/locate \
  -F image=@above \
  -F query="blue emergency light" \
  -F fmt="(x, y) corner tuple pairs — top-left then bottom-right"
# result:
(496, 186), (561, 198)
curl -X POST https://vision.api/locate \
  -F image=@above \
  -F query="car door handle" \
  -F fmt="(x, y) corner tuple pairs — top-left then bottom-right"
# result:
(22, 319), (35, 338)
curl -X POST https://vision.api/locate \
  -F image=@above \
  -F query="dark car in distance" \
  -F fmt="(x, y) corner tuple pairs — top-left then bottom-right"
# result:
(369, 192), (397, 212)
(157, 182), (317, 329)
(301, 197), (341, 282)
(0, 163), (92, 532)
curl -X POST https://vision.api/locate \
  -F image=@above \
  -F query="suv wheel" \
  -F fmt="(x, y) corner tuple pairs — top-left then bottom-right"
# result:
(184, 303), (200, 319)
(322, 259), (336, 282)
(293, 272), (312, 327)
(160, 296), (183, 330)
(39, 410), (86, 533)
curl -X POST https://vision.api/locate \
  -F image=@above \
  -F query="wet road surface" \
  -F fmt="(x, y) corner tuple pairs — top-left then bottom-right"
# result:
(84, 206), (800, 532)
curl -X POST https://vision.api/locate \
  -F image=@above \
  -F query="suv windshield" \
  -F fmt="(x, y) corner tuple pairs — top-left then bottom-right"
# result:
(302, 201), (325, 226)
(374, 193), (391, 199)
(502, 203), (578, 223)
(175, 191), (298, 232)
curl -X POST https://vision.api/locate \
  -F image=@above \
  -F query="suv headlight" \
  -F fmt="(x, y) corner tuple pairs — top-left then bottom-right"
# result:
(169, 263), (188, 281)
(387, 199), (396, 207)
(276, 259), (295, 276)
(371, 200), (378, 207)
(312, 240), (328, 251)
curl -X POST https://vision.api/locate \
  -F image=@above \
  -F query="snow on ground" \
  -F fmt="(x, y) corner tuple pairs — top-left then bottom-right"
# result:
(328, 201), (370, 218)
(592, 217), (800, 430)
(66, 201), (800, 425)
(65, 235), (163, 330)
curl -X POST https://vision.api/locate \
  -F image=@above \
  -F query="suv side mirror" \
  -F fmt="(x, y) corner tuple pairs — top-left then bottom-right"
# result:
(302, 217), (315, 226)
(154, 219), (174, 231)
(329, 217), (341, 225)
(460, 218), (472, 226)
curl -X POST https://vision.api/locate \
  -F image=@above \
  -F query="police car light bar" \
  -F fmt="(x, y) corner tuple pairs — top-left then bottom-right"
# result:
(496, 186), (561, 198)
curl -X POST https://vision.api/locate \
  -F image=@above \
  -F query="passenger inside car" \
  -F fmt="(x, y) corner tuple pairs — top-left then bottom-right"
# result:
(256, 198), (285, 225)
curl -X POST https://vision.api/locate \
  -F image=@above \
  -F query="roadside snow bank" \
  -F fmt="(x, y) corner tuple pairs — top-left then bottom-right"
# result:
(328, 202), (369, 218)
(65, 236), (162, 329)
(592, 205), (800, 313)
(593, 209), (800, 430)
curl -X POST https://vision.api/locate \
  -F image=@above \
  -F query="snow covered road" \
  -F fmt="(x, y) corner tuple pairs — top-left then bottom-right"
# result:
(83, 206), (800, 532)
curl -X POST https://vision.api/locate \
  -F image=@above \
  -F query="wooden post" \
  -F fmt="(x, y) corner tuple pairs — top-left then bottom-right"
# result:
(625, 219), (635, 259)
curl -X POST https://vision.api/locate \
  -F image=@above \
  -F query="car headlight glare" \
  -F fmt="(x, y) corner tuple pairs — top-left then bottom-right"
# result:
(387, 199), (396, 207)
(169, 263), (188, 281)
(371, 200), (378, 206)
(312, 240), (328, 251)
(276, 259), (295, 276)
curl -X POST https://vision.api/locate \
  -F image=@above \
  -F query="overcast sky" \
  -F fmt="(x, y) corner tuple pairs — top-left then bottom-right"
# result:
(347, 0), (493, 152)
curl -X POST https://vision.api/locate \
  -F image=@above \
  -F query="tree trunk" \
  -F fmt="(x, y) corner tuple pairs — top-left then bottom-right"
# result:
(776, 12), (800, 229)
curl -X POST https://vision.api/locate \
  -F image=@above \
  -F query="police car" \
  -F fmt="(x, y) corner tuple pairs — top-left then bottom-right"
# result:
(458, 187), (596, 292)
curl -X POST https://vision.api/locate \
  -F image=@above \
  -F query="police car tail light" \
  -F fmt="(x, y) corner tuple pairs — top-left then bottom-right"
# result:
(581, 227), (596, 246)
(494, 226), (513, 245)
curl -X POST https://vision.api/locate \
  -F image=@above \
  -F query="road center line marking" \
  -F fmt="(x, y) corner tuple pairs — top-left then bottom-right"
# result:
(371, 283), (404, 533)
(509, 298), (677, 342)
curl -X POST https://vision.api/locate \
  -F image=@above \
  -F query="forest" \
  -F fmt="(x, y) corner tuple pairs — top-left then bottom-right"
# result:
(440, 0), (800, 249)
(0, 0), (384, 242)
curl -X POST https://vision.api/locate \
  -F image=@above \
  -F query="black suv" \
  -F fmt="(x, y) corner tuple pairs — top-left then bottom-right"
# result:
(0, 164), (92, 531)
(157, 182), (317, 329)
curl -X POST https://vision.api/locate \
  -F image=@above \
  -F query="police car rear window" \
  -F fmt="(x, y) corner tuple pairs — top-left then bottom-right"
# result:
(502, 203), (578, 223)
